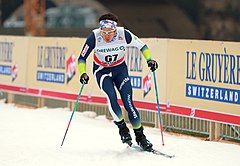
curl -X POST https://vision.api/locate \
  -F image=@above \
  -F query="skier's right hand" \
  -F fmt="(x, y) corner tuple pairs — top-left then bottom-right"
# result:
(80, 73), (89, 84)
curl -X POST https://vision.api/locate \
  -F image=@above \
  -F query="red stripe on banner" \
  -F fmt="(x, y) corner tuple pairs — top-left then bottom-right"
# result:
(41, 90), (79, 101)
(26, 88), (39, 95)
(88, 96), (107, 104)
(166, 105), (240, 125)
(130, 100), (166, 112)
(0, 84), (26, 92)
(41, 90), (108, 104)
(195, 109), (240, 125)
(166, 105), (191, 116)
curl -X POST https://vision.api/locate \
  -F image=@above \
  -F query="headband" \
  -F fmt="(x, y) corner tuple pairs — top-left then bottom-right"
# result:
(99, 19), (117, 29)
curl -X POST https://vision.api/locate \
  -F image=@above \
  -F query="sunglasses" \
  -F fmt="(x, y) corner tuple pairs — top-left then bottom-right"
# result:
(100, 29), (116, 35)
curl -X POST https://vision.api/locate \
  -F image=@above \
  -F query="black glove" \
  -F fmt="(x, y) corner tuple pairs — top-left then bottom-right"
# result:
(80, 73), (89, 84)
(147, 59), (158, 72)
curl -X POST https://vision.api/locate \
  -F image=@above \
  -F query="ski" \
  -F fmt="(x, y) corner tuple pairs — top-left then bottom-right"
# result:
(128, 143), (175, 158)
(150, 148), (175, 158)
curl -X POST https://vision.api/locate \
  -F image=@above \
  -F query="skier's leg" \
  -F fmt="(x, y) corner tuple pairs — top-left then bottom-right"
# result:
(97, 73), (123, 121)
(114, 67), (153, 150)
(100, 77), (132, 144)
(94, 69), (132, 144)
(113, 67), (141, 129)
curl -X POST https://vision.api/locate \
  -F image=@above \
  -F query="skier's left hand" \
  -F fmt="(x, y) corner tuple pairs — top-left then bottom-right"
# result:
(147, 59), (158, 72)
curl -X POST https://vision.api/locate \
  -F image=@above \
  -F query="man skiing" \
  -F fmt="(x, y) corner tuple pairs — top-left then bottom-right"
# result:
(78, 13), (158, 151)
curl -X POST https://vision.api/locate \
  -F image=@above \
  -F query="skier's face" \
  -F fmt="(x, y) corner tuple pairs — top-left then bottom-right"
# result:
(100, 28), (116, 42)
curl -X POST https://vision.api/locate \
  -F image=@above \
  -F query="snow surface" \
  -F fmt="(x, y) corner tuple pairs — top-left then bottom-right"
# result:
(0, 99), (239, 166)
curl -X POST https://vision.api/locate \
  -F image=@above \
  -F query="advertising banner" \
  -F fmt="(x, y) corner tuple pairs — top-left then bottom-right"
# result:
(26, 37), (81, 93)
(166, 39), (240, 117)
(0, 36), (29, 87)
(0, 35), (239, 125)
(26, 37), (105, 101)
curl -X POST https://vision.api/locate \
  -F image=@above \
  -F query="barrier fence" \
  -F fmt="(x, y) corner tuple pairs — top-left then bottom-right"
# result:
(0, 91), (239, 142)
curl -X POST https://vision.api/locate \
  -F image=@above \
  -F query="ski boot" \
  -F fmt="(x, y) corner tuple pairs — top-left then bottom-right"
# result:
(134, 126), (153, 151)
(114, 120), (132, 146)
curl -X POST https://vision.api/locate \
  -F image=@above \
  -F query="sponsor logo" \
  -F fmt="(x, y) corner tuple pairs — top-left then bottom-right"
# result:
(185, 48), (240, 104)
(37, 45), (67, 84)
(127, 94), (138, 119)
(0, 42), (14, 63)
(81, 44), (89, 57)
(96, 46), (125, 53)
(186, 84), (239, 105)
(97, 36), (102, 42)
(66, 53), (76, 83)
(37, 71), (65, 83)
(125, 46), (143, 72)
(143, 73), (151, 97)
(118, 36), (123, 40)
(0, 42), (16, 81)
(12, 64), (18, 82)
(0, 65), (11, 75)
(119, 77), (130, 90)
(129, 76), (142, 89)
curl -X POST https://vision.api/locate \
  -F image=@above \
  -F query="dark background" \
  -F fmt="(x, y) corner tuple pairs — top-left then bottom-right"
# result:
(1, 0), (240, 41)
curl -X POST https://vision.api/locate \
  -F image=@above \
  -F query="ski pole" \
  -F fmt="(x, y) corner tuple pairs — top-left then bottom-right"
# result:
(152, 71), (165, 146)
(60, 84), (85, 147)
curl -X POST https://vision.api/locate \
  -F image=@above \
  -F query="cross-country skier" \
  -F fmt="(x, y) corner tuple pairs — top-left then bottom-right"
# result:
(78, 13), (158, 151)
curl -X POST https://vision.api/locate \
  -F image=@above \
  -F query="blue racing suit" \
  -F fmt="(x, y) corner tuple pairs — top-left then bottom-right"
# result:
(78, 27), (153, 129)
